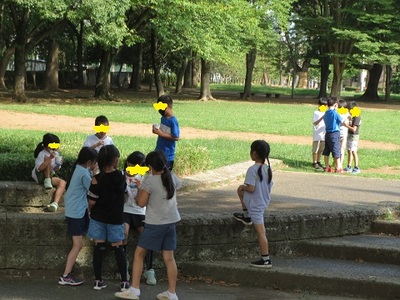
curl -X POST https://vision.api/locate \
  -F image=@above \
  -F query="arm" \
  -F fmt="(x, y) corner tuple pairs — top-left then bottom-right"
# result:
(136, 189), (150, 208)
(37, 151), (56, 171)
(237, 184), (255, 194)
(313, 115), (324, 126)
(87, 177), (98, 212)
(152, 127), (179, 141)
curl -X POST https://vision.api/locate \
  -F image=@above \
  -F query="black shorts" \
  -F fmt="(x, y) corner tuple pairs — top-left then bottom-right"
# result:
(66, 211), (89, 236)
(123, 213), (145, 229)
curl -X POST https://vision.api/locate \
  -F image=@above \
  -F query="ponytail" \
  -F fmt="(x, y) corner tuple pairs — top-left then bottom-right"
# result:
(145, 151), (175, 200)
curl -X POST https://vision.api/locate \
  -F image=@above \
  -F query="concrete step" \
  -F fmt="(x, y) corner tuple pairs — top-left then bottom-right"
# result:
(371, 219), (400, 236)
(180, 257), (400, 299)
(295, 234), (400, 265)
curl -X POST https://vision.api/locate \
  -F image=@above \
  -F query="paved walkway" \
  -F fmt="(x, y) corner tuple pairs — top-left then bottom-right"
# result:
(1, 161), (399, 300)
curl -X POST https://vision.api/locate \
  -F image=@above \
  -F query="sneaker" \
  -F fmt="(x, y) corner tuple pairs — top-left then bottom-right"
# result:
(43, 178), (53, 189)
(233, 212), (252, 225)
(317, 162), (324, 169)
(93, 280), (107, 290)
(324, 166), (334, 173)
(58, 274), (83, 286)
(352, 167), (361, 174)
(157, 290), (179, 300)
(335, 169), (344, 173)
(115, 289), (139, 300)
(120, 281), (130, 291)
(144, 268), (157, 285)
(314, 163), (324, 171)
(250, 258), (272, 269)
(46, 202), (58, 212)
(344, 166), (352, 172)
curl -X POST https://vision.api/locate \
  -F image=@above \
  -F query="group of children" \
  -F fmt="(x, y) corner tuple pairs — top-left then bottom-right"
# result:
(31, 95), (181, 300)
(30, 93), (278, 299)
(312, 97), (362, 174)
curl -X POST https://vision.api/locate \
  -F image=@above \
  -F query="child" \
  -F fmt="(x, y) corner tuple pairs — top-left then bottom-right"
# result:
(87, 145), (129, 291)
(344, 101), (362, 174)
(123, 151), (156, 286)
(338, 99), (351, 170)
(312, 98), (327, 171)
(115, 150), (182, 300)
(153, 95), (180, 170)
(59, 147), (98, 286)
(83, 115), (114, 152)
(233, 140), (273, 268)
(322, 97), (345, 173)
(32, 133), (66, 212)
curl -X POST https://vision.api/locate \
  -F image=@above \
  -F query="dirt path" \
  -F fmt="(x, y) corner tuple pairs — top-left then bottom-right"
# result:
(1, 109), (399, 151)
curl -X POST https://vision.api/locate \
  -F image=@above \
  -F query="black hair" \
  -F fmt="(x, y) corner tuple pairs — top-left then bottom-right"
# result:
(347, 101), (358, 110)
(250, 140), (272, 184)
(145, 150), (175, 199)
(338, 99), (347, 108)
(34, 133), (60, 158)
(157, 95), (173, 116)
(66, 147), (98, 190)
(327, 97), (338, 107)
(97, 144), (120, 172)
(124, 151), (146, 170)
(95, 115), (109, 126)
(318, 97), (328, 106)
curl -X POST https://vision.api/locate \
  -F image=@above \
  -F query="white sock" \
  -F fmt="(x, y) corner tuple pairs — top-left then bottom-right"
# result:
(167, 291), (177, 299)
(129, 287), (140, 296)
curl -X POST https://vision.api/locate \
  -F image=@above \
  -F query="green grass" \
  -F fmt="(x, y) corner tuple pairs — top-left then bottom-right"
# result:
(1, 89), (399, 181)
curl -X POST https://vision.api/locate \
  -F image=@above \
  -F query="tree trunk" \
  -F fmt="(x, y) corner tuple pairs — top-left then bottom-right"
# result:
(0, 46), (15, 90)
(94, 49), (114, 99)
(385, 65), (392, 102)
(183, 56), (193, 88)
(298, 71), (308, 89)
(243, 48), (256, 99)
(76, 21), (85, 88)
(359, 63), (382, 101)
(175, 59), (187, 94)
(151, 29), (164, 97)
(318, 54), (330, 99)
(44, 40), (59, 91)
(330, 56), (346, 98)
(199, 58), (214, 101)
(192, 58), (199, 87)
(130, 43), (142, 91)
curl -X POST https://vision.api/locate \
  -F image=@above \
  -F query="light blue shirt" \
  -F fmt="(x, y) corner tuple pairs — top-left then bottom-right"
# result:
(64, 165), (91, 218)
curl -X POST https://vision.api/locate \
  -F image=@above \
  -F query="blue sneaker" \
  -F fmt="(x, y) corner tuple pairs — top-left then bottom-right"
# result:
(352, 167), (360, 174)
(344, 166), (352, 172)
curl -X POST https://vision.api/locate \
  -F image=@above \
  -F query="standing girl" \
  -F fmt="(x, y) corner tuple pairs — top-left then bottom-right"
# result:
(233, 140), (273, 268)
(115, 150), (182, 300)
(32, 133), (66, 212)
(59, 147), (98, 286)
(87, 145), (129, 291)
(123, 151), (156, 285)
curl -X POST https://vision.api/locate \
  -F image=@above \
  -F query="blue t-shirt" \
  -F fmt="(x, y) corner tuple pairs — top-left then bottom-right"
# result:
(324, 108), (342, 133)
(155, 115), (180, 161)
(64, 165), (92, 218)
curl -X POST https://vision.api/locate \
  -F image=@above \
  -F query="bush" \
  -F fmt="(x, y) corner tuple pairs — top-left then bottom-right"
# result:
(174, 144), (211, 176)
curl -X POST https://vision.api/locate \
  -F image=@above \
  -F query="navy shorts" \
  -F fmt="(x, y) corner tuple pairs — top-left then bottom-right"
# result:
(124, 213), (145, 229)
(323, 131), (340, 159)
(66, 211), (89, 236)
(138, 223), (177, 251)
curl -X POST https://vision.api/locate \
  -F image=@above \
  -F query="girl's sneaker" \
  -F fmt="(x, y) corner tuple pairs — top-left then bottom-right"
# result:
(157, 291), (179, 300)
(144, 268), (157, 285)
(115, 288), (139, 299)
(352, 167), (361, 174)
(120, 281), (130, 291)
(344, 166), (352, 172)
(46, 202), (59, 212)
(93, 280), (107, 290)
(43, 178), (53, 189)
(250, 258), (272, 268)
(58, 273), (84, 286)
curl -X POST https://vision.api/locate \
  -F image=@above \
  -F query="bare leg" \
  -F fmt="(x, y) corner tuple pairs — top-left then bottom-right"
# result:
(52, 177), (66, 204)
(131, 246), (146, 288)
(253, 223), (269, 255)
(162, 250), (177, 294)
(63, 235), (83, 275)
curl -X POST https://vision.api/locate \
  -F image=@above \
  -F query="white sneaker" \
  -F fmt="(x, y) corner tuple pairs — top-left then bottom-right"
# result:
(43, 178), (53, 189)
(143, 269), (156, 285)
(115, 288), (139, 300)
(157, 291), (178, 300)
(47, 202), (58, 212)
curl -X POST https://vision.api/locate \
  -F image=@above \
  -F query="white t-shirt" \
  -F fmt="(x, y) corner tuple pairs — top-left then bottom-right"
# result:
(313, 110), (326, 141)
(31, 149), (59, 183)
(124, 174), (146, 215)
(339, 112), (351, 139)
(83, 134), (114, 152)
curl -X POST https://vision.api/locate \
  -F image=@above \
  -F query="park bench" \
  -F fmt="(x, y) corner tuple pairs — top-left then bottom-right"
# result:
(239, 92), (256, 98)
(266, 93), (281, 98)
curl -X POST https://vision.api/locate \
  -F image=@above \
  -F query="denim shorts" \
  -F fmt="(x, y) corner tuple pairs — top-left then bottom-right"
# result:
(66, 211), (89, 236)
(87, 219), (124, 243)
(138, 223), (177, 251)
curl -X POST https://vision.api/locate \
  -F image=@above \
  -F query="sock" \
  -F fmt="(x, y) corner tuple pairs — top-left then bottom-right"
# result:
(262, 255), (270, 261)
(129, 287), (140, 296)
(113, 245), (128, 282)
(93, 243), (106, 280)
(243, 208), (249, 218)
(167, 291), (177, 299)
